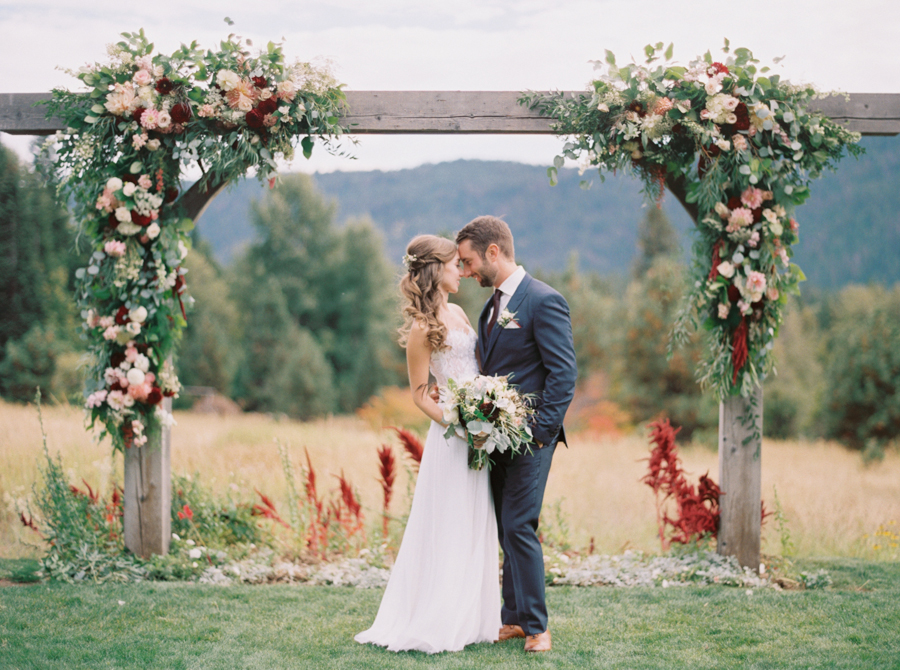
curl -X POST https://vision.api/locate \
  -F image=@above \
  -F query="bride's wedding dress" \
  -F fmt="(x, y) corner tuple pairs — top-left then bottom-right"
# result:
(355, 327), (501, 653)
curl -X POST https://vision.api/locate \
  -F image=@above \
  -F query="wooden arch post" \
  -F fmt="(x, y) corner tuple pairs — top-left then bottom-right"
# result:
(2, 90), (899, 562)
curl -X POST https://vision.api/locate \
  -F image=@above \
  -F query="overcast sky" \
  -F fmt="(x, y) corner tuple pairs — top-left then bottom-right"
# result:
(2, 0), (898, 172)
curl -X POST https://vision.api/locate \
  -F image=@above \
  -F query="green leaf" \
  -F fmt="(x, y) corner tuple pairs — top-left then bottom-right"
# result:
(605, 49), (616, 65)
(553, 155), (565, 169)
(91, 104), (105, 114)
(178, 218), (195, 233)
(547, 166), (558, 186)
(130, 161), (142, 174)
(665, 42), (674, 60)
(301, 136), (314, 159)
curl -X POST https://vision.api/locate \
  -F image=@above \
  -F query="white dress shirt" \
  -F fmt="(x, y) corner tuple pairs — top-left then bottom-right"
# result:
(489, 265), (526, 321)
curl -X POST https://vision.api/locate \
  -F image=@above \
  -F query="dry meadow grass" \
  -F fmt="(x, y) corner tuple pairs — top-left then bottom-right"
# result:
(2, 399), (898, 561)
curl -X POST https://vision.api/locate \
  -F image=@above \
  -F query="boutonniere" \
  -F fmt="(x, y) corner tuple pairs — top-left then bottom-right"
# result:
(497, 309), (520, 329)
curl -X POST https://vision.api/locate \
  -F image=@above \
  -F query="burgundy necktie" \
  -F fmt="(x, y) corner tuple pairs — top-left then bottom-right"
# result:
(486, 289), (502, 336)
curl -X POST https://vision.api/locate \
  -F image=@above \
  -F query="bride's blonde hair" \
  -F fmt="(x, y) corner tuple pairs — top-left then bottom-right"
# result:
(399, 234), (457, 352)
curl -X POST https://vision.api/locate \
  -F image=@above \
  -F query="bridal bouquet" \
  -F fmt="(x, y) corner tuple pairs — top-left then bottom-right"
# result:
(442, 375), (535, 471)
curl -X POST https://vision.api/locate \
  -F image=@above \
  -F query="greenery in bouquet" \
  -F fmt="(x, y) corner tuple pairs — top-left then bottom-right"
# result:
(41, 25), (351, 451)
(520, 40), (862, 399)
(441, 375), (535, 471)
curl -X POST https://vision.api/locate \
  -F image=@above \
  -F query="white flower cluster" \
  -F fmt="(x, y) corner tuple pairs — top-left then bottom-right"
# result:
(442, 375), (533, 469)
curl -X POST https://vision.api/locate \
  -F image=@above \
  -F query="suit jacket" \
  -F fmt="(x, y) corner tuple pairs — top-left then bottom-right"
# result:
(478, 273), (577, 447)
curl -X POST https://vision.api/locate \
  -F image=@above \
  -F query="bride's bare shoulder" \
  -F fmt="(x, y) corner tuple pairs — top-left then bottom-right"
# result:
(448, 303), (473, 328)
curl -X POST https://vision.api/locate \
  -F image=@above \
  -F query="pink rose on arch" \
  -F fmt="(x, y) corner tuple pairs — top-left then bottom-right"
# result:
(790, 218), (799, 233)
(138, 174), (152, 190)
(746, 271), (767, 296)
(767, 286), (780, 301)
(133, 69), (152, 86)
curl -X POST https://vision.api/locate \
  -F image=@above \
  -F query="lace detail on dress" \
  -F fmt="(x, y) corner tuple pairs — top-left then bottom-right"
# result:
(430, 328), (479, 389)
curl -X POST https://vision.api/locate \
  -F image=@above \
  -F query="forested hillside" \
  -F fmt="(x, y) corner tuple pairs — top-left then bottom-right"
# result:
(197, 136), (899, 288)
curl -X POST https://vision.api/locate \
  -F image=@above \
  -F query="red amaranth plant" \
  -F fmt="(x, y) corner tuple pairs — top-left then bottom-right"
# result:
(377, 444), (396, 538)
(303, 447), (327, 558)
(642, 418), (721, 550)
(643, 418), (768, 550)
(251, 488), (290, 528)
(392, 426), (423, 471)
(301, 449), (365, 559)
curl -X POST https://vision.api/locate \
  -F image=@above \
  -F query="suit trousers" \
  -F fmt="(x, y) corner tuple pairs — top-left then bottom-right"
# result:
(489, 440), (556, 635)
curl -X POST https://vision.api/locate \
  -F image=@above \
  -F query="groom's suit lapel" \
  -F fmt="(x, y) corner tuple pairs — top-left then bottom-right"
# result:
(483, 274), (533, 364)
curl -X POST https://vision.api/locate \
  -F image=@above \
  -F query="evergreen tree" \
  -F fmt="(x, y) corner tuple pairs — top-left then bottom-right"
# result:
(228, 174), (401, 416)
(176, 242), (242, 395)
(0, 142), (84, 401)
(631, 206), (680, 279)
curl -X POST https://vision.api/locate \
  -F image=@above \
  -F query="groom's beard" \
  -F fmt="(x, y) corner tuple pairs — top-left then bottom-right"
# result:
(476, 262), (498, 288)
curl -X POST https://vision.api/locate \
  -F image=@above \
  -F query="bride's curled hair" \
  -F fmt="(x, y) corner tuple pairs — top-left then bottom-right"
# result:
(399, 234), (457, 352)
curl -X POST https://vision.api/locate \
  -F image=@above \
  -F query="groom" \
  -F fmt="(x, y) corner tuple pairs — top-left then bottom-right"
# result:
(456, 216), (577, 653)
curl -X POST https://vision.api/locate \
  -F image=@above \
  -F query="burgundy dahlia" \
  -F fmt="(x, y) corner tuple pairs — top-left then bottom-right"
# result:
(146, 387), (163, 406)
(155, 78), (174, 95)
(131, 211), (152, 227)
(245, 108), (265, 128)
(257, 96), (278, 115)
(252, 76), (267, 88)
(115, 305), (130, 325)
(170, 102), (192, 124)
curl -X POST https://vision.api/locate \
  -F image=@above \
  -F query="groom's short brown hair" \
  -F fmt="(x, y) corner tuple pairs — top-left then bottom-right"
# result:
(456, 216), (515, 261)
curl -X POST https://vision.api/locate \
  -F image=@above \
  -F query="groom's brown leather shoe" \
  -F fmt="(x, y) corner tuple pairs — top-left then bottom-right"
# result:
(498, 624), (525, 641)
(524, 630), (552, 652)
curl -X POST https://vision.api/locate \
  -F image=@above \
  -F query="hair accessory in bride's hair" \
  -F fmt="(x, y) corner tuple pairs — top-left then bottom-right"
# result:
(402, 253), (418, 270)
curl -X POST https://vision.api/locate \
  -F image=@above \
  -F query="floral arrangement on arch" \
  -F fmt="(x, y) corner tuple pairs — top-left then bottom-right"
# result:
(520, 41), (862, 399)
(43, 26), (351, 451)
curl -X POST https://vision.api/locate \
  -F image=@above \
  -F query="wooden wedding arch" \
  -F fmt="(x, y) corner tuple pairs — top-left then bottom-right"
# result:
(2, 90), (899, 568)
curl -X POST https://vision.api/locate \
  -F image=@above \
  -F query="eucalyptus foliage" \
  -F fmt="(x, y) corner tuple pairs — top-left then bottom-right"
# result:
(42, 28), (351, 450)
(521, 41), (862, 398)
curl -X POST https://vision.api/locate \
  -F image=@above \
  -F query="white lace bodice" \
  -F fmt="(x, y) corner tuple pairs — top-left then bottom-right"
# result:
(430, 327), (479, 389)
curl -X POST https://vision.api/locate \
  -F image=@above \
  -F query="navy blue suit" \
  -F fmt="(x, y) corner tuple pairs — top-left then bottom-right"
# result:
(478, 272), (577, 635)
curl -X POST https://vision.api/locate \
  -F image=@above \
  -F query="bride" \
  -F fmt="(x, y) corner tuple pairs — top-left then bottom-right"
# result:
(354, 234), (501, 653)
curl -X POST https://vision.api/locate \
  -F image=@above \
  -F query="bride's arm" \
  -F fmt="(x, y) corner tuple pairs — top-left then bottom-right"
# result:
(407, 321), (445, 425)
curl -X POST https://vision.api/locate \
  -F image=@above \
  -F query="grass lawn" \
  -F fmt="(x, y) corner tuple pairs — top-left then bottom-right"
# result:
(1, 558), (898, 669)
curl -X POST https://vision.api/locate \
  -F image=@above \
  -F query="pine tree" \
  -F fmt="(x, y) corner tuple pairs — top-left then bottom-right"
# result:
(631, 206), (681, 279)
(0, 142), (84, 401)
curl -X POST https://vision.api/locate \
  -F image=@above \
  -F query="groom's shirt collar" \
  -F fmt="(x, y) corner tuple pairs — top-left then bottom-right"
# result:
(492, 265), (526, 317)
